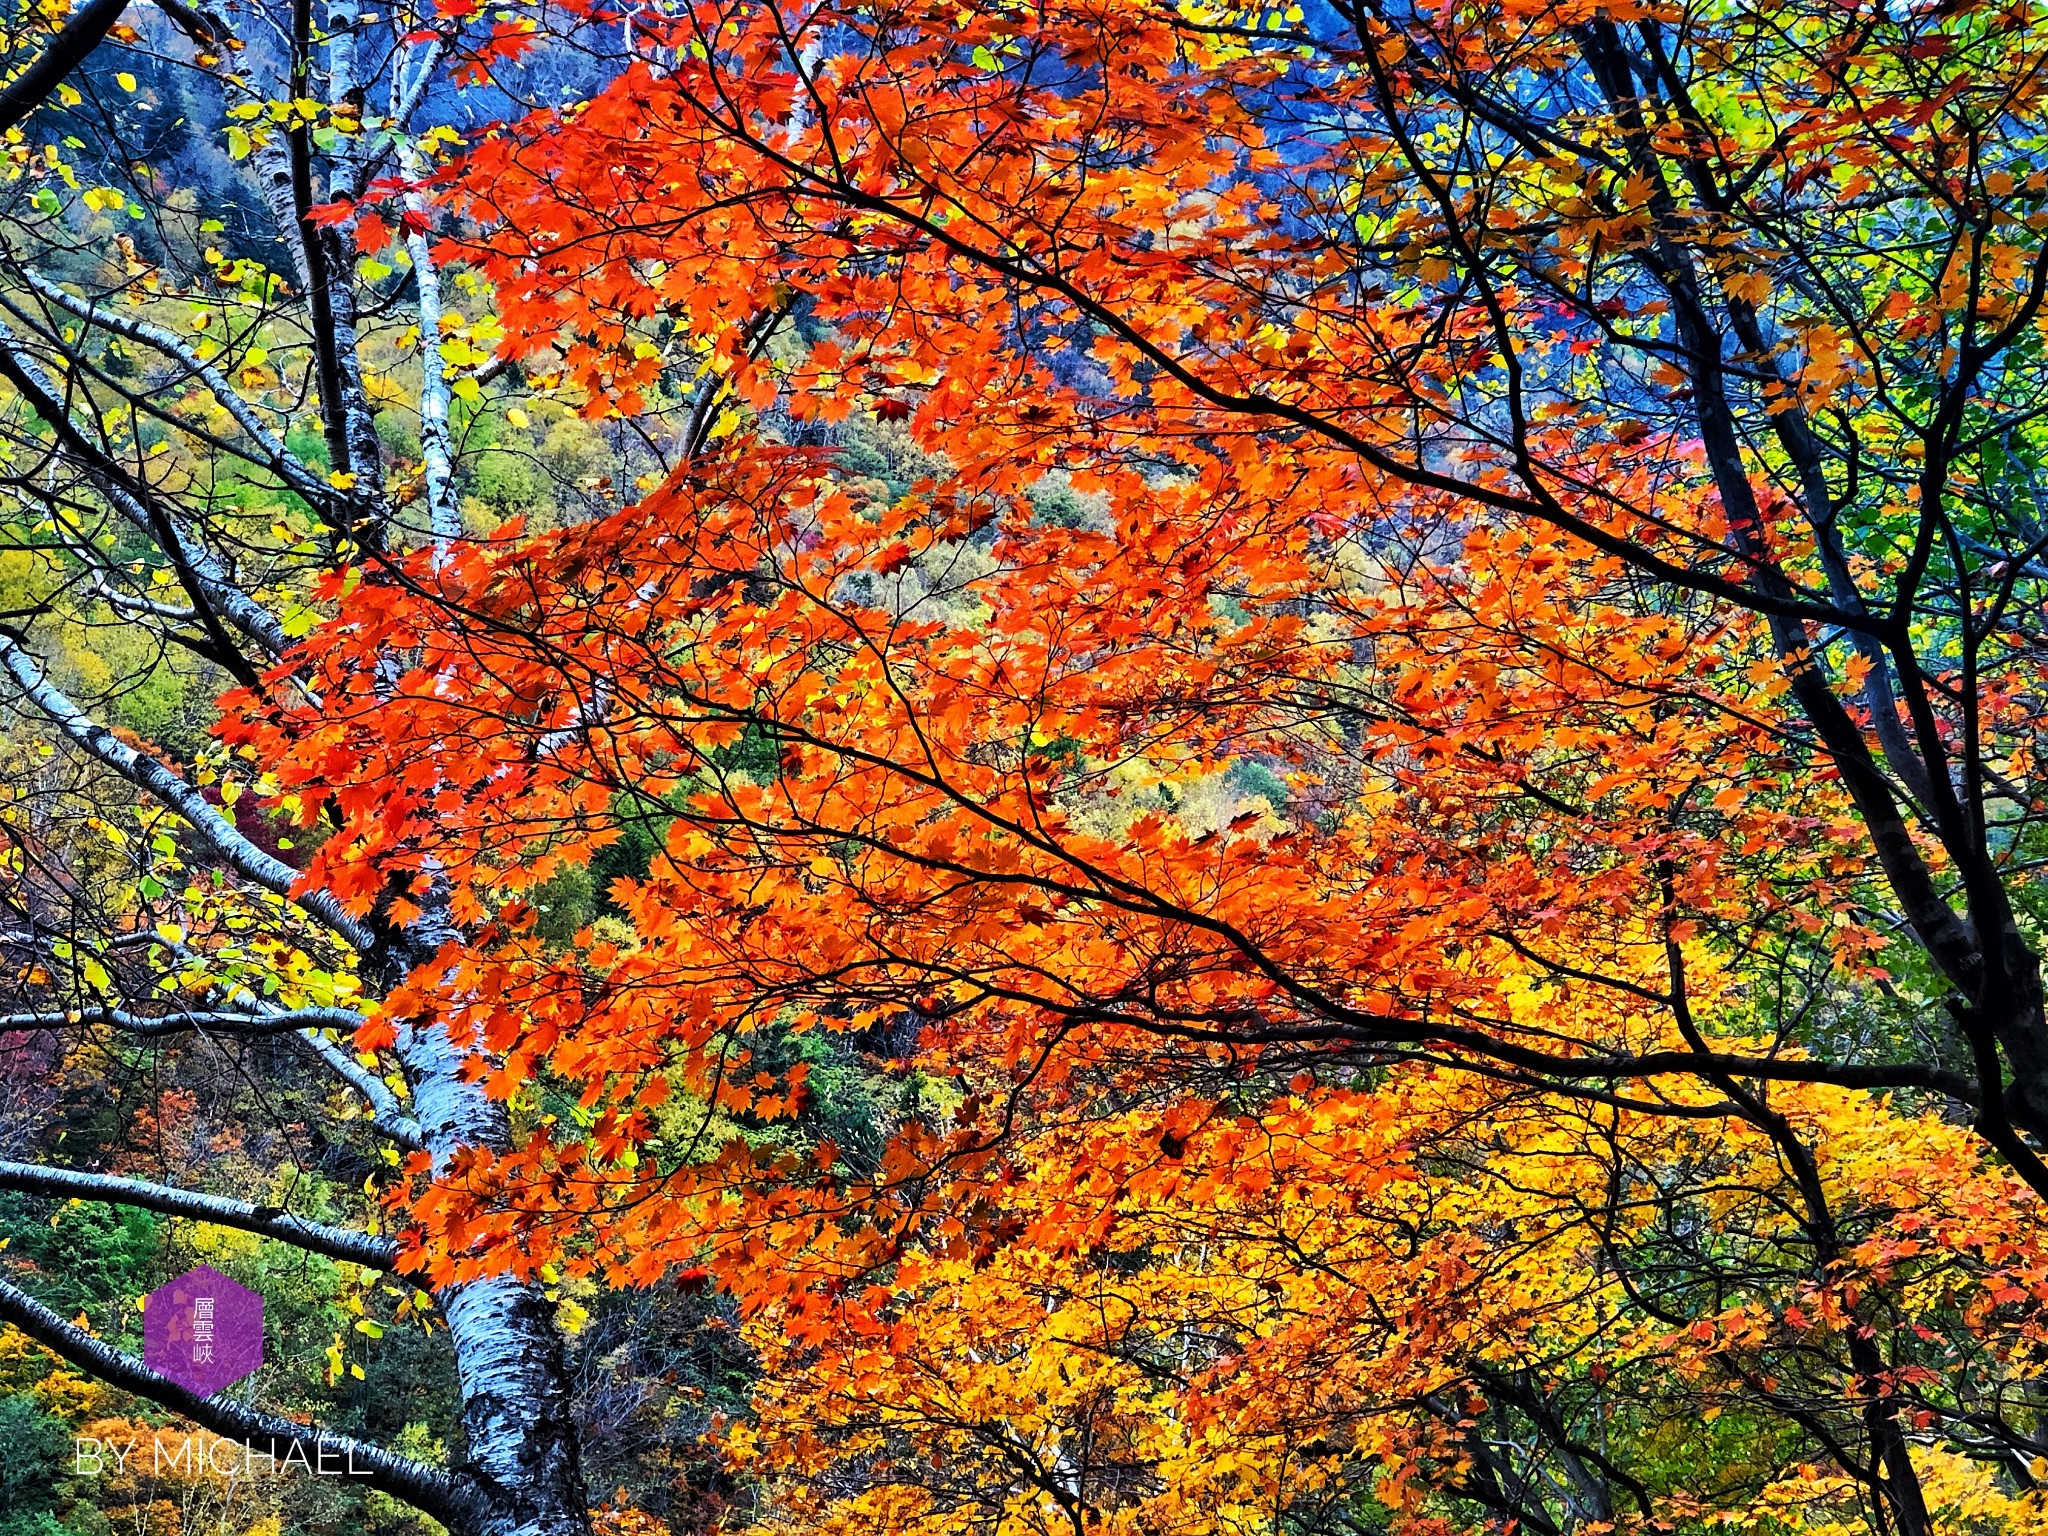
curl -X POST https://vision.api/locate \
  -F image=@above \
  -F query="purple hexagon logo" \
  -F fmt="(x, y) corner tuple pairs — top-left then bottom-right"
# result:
(143, 1265), (263, 1397)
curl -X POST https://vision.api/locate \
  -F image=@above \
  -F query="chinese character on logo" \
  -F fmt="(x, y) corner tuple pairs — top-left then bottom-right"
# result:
(192, 1295), (215, 1364)
(143, 1266), (262, 1397)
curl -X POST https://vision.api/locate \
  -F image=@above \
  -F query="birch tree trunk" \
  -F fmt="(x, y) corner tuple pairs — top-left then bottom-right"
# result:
(0, 6), (599, 1532)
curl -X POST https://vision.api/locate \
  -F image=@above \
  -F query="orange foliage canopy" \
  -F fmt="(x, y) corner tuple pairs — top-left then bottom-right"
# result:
(219, 0), (2048, 1529)
(431, 0), (2048, 1169)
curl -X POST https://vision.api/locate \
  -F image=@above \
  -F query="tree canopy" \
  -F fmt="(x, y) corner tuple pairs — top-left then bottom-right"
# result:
(3, 2), (2048, 1535)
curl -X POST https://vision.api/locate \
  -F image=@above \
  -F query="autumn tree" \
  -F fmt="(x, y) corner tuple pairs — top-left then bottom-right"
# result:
(15, 0), (2048, 1533)
(723, 1075), (2048, 1536)
(200, 0), (2048, 1530)
(433, 0), (2048, 1186)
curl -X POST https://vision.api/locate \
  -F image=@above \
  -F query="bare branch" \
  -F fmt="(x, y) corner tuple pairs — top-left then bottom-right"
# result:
(0, 0), (132, 136)
(0, 633), (373, 950)
(0, 1005), (362, 1038)
(297, 1026), (427, 1149)
(0, 1275), (464, 1521)
(131, 932), (427, 1149)
(9, 265), (334, 511)
(0, 323), (290, 660)
(0, 1160), (399, 1269)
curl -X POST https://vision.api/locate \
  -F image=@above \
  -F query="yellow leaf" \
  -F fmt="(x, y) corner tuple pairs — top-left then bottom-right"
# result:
(1723, 270), (1773, 306)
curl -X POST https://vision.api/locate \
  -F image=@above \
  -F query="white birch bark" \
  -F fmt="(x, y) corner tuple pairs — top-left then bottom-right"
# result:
(11, 266), (336, 509)
(0, 643), (594, 1536)
(0, 1275), (465, 1519)
(0, 320), (293, 659)
(0, 1160), (399, 1269)
(0, 635), (369, 947)
(0, 15), (598, 1533)
(405, 1010), (591, 1536)
(398, 140), (462, 546)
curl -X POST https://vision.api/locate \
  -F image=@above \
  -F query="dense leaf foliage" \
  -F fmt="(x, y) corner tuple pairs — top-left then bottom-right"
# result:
(13, 0), (2048, 1532)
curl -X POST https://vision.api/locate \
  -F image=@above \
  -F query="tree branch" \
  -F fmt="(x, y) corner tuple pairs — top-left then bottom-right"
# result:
(0, 633), (373, 950)
(0, 324), (289, 661)
(296, 1025), (427, 1149)
(8, 265), (334, 512)
(0, 1160), (398, 1269)
(397, 143), (460, 546)
(0, 1005), (362, 1038)
(0, 0), (130, 137)
(0, 1275), (464, 1520)
(127, 931), (428, 1150)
